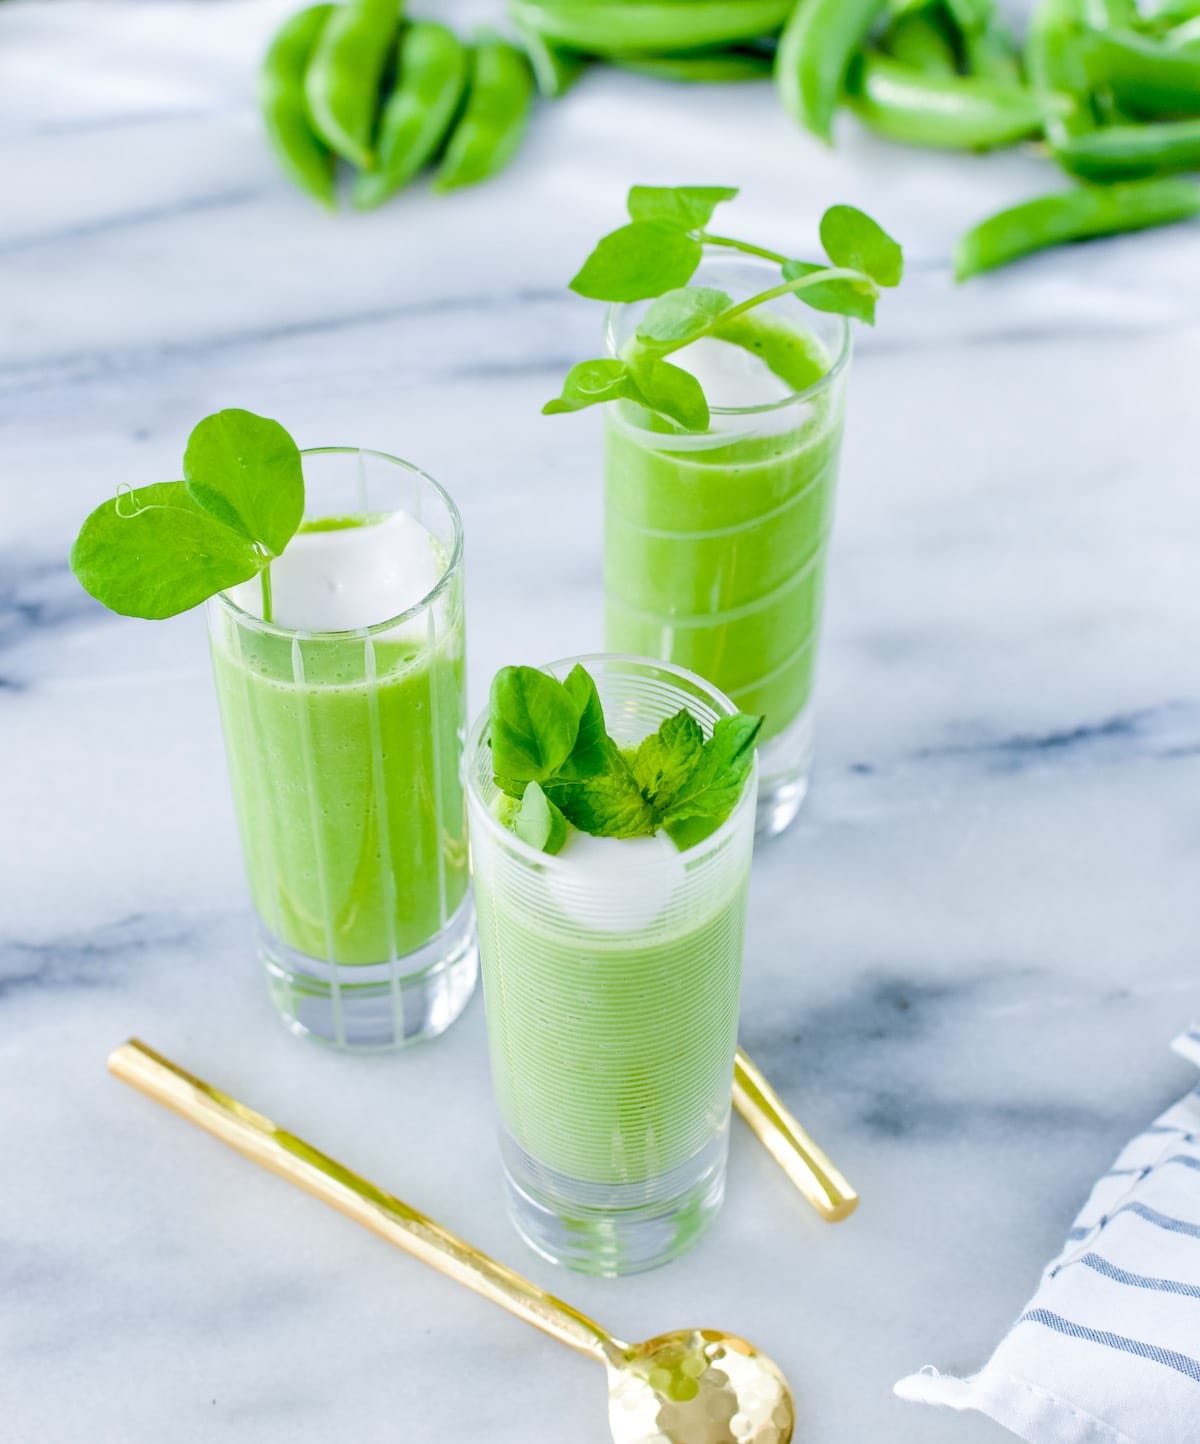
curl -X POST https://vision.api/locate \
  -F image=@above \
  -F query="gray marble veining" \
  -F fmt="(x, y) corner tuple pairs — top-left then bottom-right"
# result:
(2, 1), (1199, 1440)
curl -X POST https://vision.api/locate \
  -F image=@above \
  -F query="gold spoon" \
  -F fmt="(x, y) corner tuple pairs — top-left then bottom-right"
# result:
(733, 1048), (858, 1223)
(109, 1039), (796, 1444)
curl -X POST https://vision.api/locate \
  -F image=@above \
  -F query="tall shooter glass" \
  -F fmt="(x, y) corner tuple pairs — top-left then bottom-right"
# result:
(467, 654), (757, 1276)
(206, 448), (475, 1049)
(603, 253), (852, 838)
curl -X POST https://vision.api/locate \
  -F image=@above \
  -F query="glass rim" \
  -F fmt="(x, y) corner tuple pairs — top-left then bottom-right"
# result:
(602, 246), (853, 419)
(210, 446), (464, 641)
(465, 651), (758, 870)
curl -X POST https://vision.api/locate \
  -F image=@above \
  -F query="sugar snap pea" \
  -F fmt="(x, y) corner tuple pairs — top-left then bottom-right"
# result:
(1026, 0), (1098, 135)
(507, 0), (793, 56)
(955, 175), (1200, 278)
(259, 4), (337, 209)
(1166, 17), (1200, 45)
(947, 0), (1023, 83)
(306, 0), (402, 169)
(1085, 0), (1138, 25)
(846, 52), (1044, 148)
(1053, 114), (1200, 177)
(1138, 0), (1200, 30)
(776, 0), (890, 141)
(613, 49), (774, 83)
(1083, 27), (1200, 118)
(352, 21), (467, 210)
(433, 34), (534, 193)
(512, 14), (585, 97)
(881, 7), (959, 74)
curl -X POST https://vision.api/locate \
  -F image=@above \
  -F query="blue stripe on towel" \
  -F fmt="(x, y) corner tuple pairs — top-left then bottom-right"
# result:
(1021, 1309), (1200, 1385)
(1119, 1203), (1200, 1239)
(1079, 1253), (1200, 1300)
(1100, 1156), (1199, 1185)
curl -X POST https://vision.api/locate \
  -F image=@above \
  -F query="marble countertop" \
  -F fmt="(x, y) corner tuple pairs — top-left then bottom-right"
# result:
(3, 2), (1199, 1440)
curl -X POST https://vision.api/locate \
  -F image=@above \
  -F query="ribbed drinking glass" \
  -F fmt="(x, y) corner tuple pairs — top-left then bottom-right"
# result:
(467, 654), (757, 1275)
(604, 252), (852, 838)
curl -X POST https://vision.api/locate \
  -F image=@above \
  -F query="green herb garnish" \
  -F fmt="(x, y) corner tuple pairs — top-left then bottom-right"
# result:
(489, 663), (762, 853)
(544, 183), (903, 432)
(70, 409), (303, 620)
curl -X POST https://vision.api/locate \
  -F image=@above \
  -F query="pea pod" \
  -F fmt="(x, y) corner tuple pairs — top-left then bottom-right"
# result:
(846, 52), (1044, 148)
(613, 49), (774, 83)
(434, 34), (535, 193)
(1026, 0), (1098, 135)
(962, 23), (1022, 82)
(1083, 0), (1138, 24)
(259, 4), (337, 208)
(306, 0), (402, 169)
(1083, 27), (1200, 118)
(945, 0), (1022, 81)
(352, 22), (468, 210)
(881, 7), (959, 74)
(1136, 0), (1200, 30)
(1053, 114), (1200, 177)
(512, 14), (585, 97)
(507, 0), (794, 55)
(1166, 17), (1200, 45)
(775, 0), (891, 141)
(955, 176), (1200, 278)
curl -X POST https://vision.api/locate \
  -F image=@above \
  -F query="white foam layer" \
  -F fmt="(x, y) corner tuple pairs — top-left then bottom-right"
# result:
(225, 510), (445, 633)
(670, 335), (794, 410)
(548, 828), (685, 933)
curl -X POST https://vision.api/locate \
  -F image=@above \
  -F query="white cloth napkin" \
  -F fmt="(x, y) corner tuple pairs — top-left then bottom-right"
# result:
(896, 1029), (1200, 1444)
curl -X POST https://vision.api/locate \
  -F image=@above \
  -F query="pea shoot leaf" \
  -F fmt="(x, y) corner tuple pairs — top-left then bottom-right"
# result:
(629, 356), (710, 431)
(183, 408), (304, 557)
(781, 259), (879, 324)
(70, 481), (262, 620)
(569, 221), (702, 301)
(626, 184), (739, 230)
(636, 286), (732, 347)
(543, 354), (710, 431)
(819, 204), (904, 288)
(542, 359), (641, 415)
(70, 408), (306, 622)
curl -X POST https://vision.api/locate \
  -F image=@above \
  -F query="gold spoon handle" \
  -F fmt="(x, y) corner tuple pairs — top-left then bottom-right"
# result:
(108, 1039), (613, 1364)
(733, 1047), (859, 1222)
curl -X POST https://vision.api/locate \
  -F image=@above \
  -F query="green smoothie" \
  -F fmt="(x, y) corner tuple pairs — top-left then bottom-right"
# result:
(604, 317), (846, 744)
(474, 836), (750, 1185)
(208, 515), (468, 966)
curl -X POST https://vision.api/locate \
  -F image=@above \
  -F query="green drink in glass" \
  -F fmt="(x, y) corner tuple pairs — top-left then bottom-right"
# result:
(467, 654), (758, 1275)
(207, 448), (475, 1048)
(604, 253), (851, 839)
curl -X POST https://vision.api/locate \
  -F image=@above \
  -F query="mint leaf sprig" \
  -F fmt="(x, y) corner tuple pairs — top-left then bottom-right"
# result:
(489, 663), (762, 854)
(70, 409), (304, 621)
(544, 184), (903, 432)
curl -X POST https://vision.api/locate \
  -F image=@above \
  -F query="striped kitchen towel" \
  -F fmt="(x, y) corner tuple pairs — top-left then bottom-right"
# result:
(895, 1029), (1200, 1444)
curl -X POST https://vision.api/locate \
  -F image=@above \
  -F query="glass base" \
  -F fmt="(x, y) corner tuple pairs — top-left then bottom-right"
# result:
(260, 894), (478, 1051)
(755, 702), (815, 840)
(500, 1124), (729, 1277)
